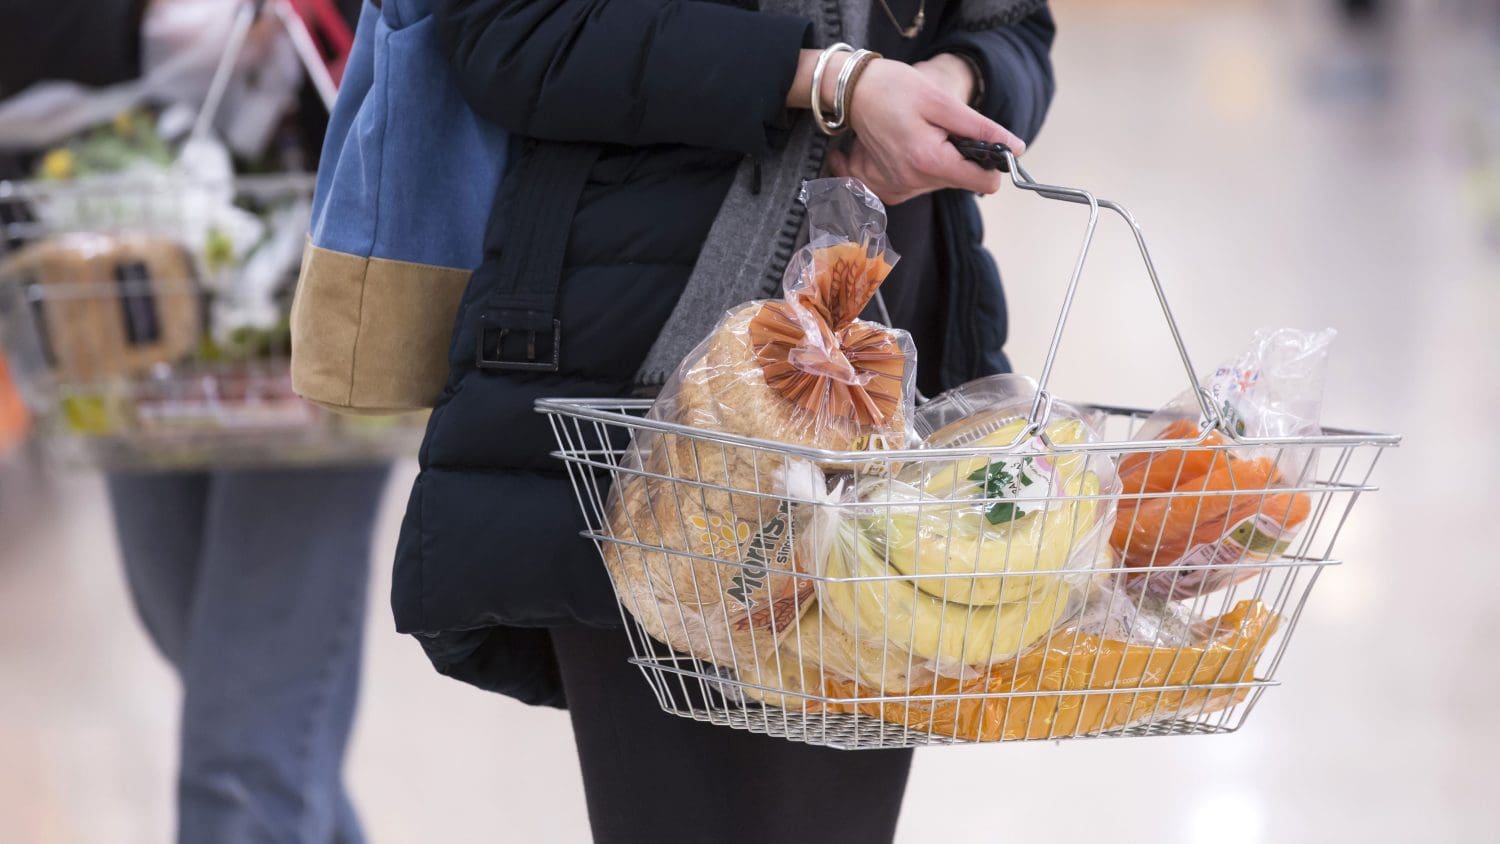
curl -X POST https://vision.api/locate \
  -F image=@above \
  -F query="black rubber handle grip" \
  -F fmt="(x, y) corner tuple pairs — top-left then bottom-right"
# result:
(950, 137), (1011, 173)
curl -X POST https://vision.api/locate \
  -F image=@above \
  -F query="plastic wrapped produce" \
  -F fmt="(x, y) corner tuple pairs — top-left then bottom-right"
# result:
(816, 376), (1117, 675)
(737, 601), (937, 709)
(821, 525), (1069, 670)
(603, 178), (916, 669)
(820, 581), (1279, 741)
(1113, 328), (1332, 599)
(870, 417), (1112, 606)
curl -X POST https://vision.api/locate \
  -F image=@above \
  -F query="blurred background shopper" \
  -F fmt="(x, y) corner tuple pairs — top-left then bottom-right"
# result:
(0, 2), (387, 842)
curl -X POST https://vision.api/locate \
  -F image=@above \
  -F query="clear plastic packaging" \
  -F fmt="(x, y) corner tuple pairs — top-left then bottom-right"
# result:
(813, 375), (1118, 677)
(670, 177), (915, 451)
(1112, 328), (1334, 600)
(911, 372), (1104, 443)
(603, 177), (917, 668)
(736, 600), (937, 709)
(818, 579), (1280, 741)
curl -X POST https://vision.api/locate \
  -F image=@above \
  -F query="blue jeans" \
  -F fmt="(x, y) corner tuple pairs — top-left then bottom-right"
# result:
(107, 466), (388, 844)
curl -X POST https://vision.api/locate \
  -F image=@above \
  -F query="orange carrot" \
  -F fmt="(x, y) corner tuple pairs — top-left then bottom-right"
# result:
(1118, 419), (1199, 475)
(1112, 455), (1311, 568)
(1118, 420), (1228, 497)
(1119, 441), (1228, 497)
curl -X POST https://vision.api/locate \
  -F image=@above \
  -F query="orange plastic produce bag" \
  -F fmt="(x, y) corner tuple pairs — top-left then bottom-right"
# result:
(0, 354), (29, 458)
(1112, 419), (1312, 598)
(1110, 328), (1334, 599)
(820, 600), (1278, 742)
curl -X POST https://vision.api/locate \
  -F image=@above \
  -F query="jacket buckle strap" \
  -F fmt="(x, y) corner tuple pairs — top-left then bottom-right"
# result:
(476, 310), (561, 372)
(472, 141), (602, 378)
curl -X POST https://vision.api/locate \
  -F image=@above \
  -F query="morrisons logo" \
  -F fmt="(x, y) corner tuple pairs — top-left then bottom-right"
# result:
(724, 501), (793, 608)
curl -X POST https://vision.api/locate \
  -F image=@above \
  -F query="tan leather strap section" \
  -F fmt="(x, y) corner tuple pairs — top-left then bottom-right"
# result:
(290, 243), (470, 415)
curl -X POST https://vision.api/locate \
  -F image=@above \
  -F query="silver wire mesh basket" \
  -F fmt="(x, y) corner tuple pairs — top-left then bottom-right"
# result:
(0, 173), (426, 470)
(539, 151), (1399, 750)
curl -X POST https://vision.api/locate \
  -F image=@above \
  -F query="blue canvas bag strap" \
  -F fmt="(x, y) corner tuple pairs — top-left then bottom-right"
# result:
(474, 141), (602, 373)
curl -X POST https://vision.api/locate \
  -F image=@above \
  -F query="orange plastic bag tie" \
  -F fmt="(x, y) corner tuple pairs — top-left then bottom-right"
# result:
(749, 242), (904, 426)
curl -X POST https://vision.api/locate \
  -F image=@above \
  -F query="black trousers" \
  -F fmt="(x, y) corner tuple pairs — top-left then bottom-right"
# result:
(549, 624), (914, 844)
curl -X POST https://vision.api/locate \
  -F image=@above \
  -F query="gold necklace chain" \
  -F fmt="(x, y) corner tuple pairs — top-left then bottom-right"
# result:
(875, 0), (926, 39)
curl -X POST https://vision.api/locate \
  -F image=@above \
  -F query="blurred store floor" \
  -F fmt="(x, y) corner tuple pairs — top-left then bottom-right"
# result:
(4, 1), (1499, 842)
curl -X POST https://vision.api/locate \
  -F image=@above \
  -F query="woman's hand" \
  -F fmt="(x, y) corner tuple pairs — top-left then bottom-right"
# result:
(913, 53), (979, 105)
(827, 58), (1023, 206)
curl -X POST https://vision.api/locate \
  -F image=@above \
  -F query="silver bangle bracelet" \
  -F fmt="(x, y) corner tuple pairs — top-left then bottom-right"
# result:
(810, 43), (853, 136)
(833, 49), (878, 130)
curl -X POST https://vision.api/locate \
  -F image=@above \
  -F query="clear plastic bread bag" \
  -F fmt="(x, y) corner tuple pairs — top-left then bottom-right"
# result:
(813, 374), (1120, 680)
(1111, 328), (1335, 600)
(602, 177), (917, 672)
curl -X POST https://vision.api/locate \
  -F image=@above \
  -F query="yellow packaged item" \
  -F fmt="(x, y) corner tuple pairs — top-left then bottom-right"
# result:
(821, 597), (1278, 741)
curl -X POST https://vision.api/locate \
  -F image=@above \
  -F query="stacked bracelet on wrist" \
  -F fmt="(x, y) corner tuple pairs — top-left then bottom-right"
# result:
(835, 49), (881, 128)
(810, 43), (852, 135)
(811, 44), (882, 137)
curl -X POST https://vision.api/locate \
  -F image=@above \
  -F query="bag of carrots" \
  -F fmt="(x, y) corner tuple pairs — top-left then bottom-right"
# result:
(1112, 328), (1335, 600)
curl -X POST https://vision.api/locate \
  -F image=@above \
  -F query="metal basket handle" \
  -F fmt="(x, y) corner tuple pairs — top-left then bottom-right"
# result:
(955, 140), (1223, 447)
(193, 0), (340, 142)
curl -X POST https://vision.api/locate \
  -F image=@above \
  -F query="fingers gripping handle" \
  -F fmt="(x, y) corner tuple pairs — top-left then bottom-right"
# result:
(950, 137), (1013, 173)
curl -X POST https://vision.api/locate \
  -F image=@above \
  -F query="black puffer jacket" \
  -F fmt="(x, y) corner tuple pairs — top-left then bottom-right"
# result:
(394, 0), (1056, 706)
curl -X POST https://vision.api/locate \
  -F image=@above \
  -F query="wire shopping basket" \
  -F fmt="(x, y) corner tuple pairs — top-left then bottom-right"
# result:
(538, 150), (1399, 750)
(0, 1), (423, 471)
(0, 173), (426, 470)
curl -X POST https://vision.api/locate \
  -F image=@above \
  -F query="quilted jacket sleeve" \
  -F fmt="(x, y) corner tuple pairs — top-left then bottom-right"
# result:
(433, 0), (812, 154)
(930, 6), (1057, 145)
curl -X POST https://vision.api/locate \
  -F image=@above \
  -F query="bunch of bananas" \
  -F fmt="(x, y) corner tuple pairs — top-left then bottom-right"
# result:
(818, 418), (1109, 669)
